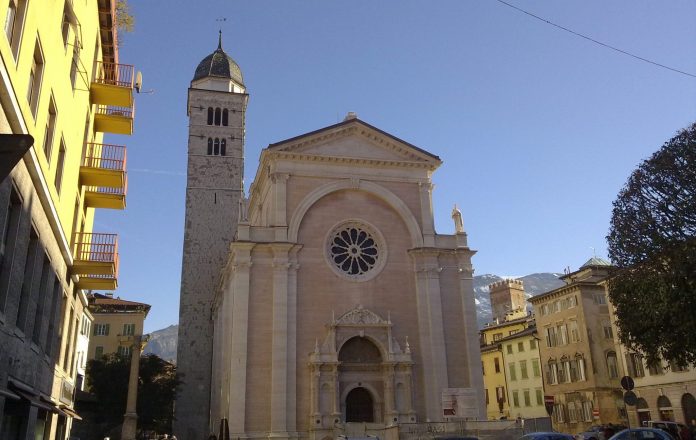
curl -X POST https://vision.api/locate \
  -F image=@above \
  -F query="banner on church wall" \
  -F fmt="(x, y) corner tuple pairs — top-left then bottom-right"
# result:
(441, 388), (478, 419)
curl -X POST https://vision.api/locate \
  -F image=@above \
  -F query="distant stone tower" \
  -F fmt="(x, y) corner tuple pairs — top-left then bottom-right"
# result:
(176, 32), (248, 440)
(489, 279), (526, 322)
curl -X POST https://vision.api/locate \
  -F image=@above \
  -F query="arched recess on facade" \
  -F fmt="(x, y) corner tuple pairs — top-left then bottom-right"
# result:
(683, 394), (696, 424)
(636, 397), (651, 425)
(288, 180), (423, 247)
(657, 395), (674, 421)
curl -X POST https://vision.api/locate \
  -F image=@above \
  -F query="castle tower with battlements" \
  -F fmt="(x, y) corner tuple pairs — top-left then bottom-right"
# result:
(489, 279), (527, 322)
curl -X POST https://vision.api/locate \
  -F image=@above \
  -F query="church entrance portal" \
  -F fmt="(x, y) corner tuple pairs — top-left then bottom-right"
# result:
(346, 387), (374, 422)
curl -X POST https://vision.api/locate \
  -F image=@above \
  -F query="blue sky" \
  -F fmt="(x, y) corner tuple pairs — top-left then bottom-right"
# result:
(98, 1), (696, 333)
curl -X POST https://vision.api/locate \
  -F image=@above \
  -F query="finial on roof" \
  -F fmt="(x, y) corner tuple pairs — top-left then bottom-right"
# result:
(218, 30), (223, 50)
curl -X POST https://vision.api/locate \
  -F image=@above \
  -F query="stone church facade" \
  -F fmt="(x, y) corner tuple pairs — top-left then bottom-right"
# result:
(177, 37), (485, 440)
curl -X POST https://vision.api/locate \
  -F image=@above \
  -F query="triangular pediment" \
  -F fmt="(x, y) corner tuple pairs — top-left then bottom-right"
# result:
(267, 117), (441, 167)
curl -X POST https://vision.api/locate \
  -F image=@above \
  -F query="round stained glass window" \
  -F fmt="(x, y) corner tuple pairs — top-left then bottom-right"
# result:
(326, 221), (386, 281)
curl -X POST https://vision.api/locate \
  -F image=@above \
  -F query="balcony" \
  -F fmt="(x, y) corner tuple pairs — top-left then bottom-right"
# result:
(90, 62), (134, 107)
(73, 233), (119, 290)
(94, 105), (134, 135)
(80, 143), (127, 209)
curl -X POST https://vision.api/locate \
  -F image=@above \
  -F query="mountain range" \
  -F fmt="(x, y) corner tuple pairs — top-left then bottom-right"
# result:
(143, 272), (565, 363)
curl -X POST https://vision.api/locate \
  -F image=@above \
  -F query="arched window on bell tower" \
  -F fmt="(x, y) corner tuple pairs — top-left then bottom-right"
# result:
(222, 109), (229, 126)
(220, 139), (226, 156)
(214, 108), (221, 126)
(207, 138), (213, 155)
(207, 107), (213, 125)
(213, 138), (220, 155)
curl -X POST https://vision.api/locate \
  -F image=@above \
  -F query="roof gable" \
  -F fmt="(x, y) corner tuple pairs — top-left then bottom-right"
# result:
(266, 117), (441, 168)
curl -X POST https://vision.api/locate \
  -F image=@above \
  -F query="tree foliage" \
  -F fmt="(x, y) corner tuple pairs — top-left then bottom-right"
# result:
(86, 353), (180, 434)
(115, 0), (134, 33)
(607, 122), (696, 367)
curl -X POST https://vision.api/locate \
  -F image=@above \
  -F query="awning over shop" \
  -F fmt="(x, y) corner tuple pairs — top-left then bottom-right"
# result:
(10, 387), (54, 412)
(0, 387), (21, 400)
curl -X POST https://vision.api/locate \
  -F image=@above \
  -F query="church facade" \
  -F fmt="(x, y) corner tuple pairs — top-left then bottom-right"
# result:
(176, 37), (485, 440)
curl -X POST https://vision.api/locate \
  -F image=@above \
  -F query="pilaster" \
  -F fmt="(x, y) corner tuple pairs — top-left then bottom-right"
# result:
(418, 182), (435, 247)
(227, 243), (255, 433)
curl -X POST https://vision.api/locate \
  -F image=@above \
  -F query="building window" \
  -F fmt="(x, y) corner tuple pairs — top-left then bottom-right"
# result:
(207, 107), (213, 125)
(518, 341), (524, 352)
(540, 304), (548, 316)
(493, 333), (502, 341)
(529, 339), (536, 350)
(532, 358), (541, 377)
(648, 360), (664, 376)
(123, 323), (135, 336)
(626, 353), (645, 378)
(506, 344), (513, 354)
(28, 39), (45, 117)
(117, 345), (131, 358)
(594, 293), (607, 305)
(220, 138), (226, 156)
(569, 320), (580, 342)
(485, 388), (489, 405)
(557, 324), (568, 345)
(520, 360), (528, 379)
(509, 363), (517, 381)
(523, 389), (531, 407)
(607, 351), (619, 379)
(512, 390), (519, 407)
(582, 401), (593, 422)
(207, 137), (213, 155)
(222, 108), (228, 126)
(54, 140), (66, 194)
(545, 326), (557, 347)
(553, 403), (565, 423)
(326, 221), (384, 280)
(95, 346), (103, 358)
(602, 320), (613, 339)
(94, 323), (110, 336)
(557, 359), (567, 383)
(4, 0), (26, 59)
(482, 361), (485, 376)
(0, 188), (22, 313)
(214, 107), (221, 125)
(535, 388), (543, 405)
(43, 98), (57, 161)
(547, 360), (558, 385)
(494, 357), (500, 373)
(213, 138), (220, 155)
(69, 35), (80, 89)
(568, 401), (578, 423)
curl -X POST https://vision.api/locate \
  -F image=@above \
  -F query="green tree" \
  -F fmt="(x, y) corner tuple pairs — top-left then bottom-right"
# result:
(86, 353), (180, 434)
(607, 122), (696, 367)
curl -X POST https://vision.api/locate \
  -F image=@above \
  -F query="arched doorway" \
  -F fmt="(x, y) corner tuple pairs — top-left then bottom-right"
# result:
(636, 398), (651, 425)
(657, 395), (673, 421)
(682, 394), (696, 424)
(346, 387), (374, 422)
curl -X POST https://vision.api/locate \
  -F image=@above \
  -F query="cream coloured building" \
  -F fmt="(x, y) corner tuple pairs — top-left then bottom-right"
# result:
(176, 37), (485, 440)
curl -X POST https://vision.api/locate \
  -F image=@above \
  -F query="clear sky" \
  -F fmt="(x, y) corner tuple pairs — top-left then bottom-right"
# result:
(98, 1), (696, 333)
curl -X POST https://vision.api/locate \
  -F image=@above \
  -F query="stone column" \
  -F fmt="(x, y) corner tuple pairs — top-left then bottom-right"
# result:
(310, 365), (321, 421)
(121, 335), (147, 440)
(227, 244), (254, 433)
(331, 364), (340, 418)
(286, 252), (300, 433)
(410, 250), (449, 421)
(383, 364), (397, 424)
(271, 173), (290, 241)
(270, 244), (294, 438)
(456, 251), (486, 420)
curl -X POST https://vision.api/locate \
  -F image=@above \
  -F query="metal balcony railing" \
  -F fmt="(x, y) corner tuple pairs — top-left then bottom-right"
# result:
(95, 105), (134, 119)
(94, 62), (134, 89)
(73, 232), (119, 267)
(82, 143), (127, 172)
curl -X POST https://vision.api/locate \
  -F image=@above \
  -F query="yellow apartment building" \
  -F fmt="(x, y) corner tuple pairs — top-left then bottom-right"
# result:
(480, 280), (542, 420)
(0, 0), (135, 439)
(529, 258), (626, 434)
(86, 292), (150, 360)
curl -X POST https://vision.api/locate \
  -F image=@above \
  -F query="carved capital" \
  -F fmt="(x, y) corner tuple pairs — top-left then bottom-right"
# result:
(270, 172), (290, 184)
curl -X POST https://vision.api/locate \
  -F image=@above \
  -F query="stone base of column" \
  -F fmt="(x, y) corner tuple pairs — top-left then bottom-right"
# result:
(121, 411), (138, 440)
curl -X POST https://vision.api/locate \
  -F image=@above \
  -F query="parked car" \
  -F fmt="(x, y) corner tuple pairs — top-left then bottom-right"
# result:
(642, 421), (685, 440)
(578, 424), (629, 440)
(520, 432), (576, 440)
(608, 428), (675, 440)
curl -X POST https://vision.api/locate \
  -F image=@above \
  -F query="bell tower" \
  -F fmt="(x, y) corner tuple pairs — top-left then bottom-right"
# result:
(175, 32), (248, 440)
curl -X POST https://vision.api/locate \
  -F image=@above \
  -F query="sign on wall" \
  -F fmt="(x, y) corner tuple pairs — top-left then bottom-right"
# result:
(442, 388), (479, 419)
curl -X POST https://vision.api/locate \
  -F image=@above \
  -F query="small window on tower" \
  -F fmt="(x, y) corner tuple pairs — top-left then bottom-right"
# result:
(220, 138), (226, 156)
(214, 107), (221, 126)
(222, 109), (228, 126)
(207, 138), (213, 155)
(214, 138), (220, 155)
(207, 107), (213, 125)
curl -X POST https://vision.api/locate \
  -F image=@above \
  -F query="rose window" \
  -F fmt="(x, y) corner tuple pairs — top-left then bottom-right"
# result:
(326, 221), (386, 280)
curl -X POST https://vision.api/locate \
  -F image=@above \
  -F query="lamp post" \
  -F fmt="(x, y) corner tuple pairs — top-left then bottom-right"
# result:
(121, 334), (149, 440)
